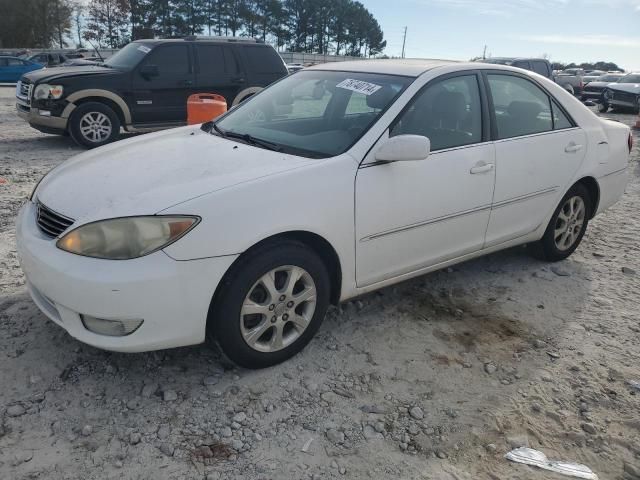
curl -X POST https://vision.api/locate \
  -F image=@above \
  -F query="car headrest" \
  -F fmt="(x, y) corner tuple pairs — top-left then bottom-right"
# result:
(366, 86), (395, 110)
(432, 91), (467, 123)
(508, 101), (543, 119)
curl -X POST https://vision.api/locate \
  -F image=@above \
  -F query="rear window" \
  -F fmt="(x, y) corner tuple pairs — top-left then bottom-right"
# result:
(621, 75), (640, 83)
(243, 46), (284, 74)
(531, 61), (549, 77)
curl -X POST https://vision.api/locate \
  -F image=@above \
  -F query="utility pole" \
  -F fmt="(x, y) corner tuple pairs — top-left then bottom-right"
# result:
(482, 45), (487, 60)
(401, 26), (407, 58)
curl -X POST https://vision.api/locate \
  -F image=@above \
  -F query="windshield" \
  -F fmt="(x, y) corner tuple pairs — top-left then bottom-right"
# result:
(482, 59), (513, 65)
(599, 75), (622, 82)
(215, 70), (413, 158)
(104, 42), (153, 69)
(620, 74), (640, 83)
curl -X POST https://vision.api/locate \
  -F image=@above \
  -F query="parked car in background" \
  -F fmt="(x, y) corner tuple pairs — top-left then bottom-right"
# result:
(287, 63), (305, 74)
(479, 58), (583, 95)
(17, 60), (631, 368)
(0, 56), (43, 83)
(555, 69), (584, 96)
(600, 72), (640, 113)
(581, 73), (625, 102)
(27, 52), (70, 67)
(583, 70), (606, 84)
(61, 57), (103, 67)
(16, 36), (288, 147)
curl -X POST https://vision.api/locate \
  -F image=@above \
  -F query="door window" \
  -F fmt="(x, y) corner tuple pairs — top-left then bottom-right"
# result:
(141, 45), (190, 75)
(531, 61), (550, 77)
(551, 100), (573, 130)
(390, 75), (482, 151)
(488, 74), (554, 139)
(243, 46), (283, 74)
(196, 45), (237, 76)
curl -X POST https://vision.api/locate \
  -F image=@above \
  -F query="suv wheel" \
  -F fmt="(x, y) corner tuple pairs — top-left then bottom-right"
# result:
(530, 184), (591, 262)
(69, 102), (121, 148)
(207, 240), (331, 369)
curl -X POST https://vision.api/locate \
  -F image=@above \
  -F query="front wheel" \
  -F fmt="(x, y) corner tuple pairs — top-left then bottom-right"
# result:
(207, 241), (331, 368)
(69, 102), (121, 148)
(597, 102), (609, 113)
(530, 184), (591, 262)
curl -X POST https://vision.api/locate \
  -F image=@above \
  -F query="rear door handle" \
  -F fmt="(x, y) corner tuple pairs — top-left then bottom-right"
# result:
(565, 142), (583, 153)
(470, 162), (495, 174)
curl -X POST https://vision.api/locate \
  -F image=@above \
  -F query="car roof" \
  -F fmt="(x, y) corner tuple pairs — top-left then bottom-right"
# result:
(132, 38), (270, 46)
(307, 59), (459, 77)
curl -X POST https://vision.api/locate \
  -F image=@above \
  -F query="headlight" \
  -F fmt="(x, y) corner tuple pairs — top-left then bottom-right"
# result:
(33, 84), (64, 100)
(56, 216), (200, 260)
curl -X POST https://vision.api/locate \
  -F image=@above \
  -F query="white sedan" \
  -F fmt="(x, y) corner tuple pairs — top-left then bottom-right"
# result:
(17, 60), (632, 368)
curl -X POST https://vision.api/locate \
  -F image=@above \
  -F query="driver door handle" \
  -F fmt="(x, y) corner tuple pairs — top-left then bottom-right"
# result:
(470, 162), (495, 174)
(565, 142), (583, 153)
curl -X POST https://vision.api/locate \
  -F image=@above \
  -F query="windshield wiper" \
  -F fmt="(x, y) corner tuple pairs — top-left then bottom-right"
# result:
(220, 129), (283, 152)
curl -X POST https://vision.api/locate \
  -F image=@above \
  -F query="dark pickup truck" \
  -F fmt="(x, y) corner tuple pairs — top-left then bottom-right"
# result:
(16, 37), (288, 147)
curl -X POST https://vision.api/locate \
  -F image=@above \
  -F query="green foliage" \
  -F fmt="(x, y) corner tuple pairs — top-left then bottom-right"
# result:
(552, 61), (624, 72)
(0, 0), (74, 48)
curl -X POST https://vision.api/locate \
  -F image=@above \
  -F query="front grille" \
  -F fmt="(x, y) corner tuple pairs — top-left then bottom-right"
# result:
(613, 90), (637, 103)
(36, 202), (75, 238)
(17, 80), (32, 104)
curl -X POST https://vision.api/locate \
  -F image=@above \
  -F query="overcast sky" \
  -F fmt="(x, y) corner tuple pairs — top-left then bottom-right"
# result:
(366, 0), (640, 70)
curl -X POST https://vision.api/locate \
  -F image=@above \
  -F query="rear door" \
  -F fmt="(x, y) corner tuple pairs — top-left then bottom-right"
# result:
(193, 44), (244, 107)
(484, 72), (586, 247)
(132, 44), (195, 124)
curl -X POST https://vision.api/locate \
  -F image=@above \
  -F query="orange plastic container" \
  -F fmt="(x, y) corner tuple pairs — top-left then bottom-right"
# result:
(187, 93), (227, 125)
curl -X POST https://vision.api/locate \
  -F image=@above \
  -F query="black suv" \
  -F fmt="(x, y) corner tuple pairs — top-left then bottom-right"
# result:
(16, 37), (288, 147)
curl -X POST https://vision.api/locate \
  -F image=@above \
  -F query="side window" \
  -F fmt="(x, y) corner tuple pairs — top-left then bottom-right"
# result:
(551, 100), (573, 130)
(532, 61), (549, 77)
(196, 45), (225, 76)
(487, 74), (552, 139)
(141, 45), (190, 75)
(243, 46), (283, 74)
(7, 58), (24, 66)
(390, 75), (482, 151)
(513, 61), (531, 72)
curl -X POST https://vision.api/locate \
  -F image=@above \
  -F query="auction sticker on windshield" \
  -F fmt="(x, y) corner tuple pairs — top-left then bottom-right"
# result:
(336, 79), (382, 96)
(137, 45), (151, 54)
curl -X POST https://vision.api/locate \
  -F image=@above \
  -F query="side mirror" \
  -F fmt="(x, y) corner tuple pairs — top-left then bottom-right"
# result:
(139, 64), (159, 79)
(375, 135), (431, 162)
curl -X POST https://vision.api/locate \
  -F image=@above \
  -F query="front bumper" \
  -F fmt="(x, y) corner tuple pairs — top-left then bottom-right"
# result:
(16, 94), (69, 134)
(16, 201), (238, 352)
(581, 90), (603, 100)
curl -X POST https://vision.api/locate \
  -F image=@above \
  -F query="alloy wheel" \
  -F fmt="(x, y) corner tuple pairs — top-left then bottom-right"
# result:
(554, 195), (586, 251)
(79, 111), (112, 143)
(240, 265), (317, 353)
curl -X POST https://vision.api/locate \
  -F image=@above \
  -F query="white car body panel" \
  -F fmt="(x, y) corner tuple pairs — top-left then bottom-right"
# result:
(16, 60), (631, 352)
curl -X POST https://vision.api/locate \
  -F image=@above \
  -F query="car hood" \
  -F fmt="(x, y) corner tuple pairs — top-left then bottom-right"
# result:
(36, 126), (315, 223)
(609, 83), (640, 94)
(585, 81), (613, 88)
(22, 65), (116, 83)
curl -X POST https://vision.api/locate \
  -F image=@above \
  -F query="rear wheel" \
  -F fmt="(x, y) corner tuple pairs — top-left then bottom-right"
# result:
(530, 184), (591, 262)
(207, 241), (331, 368)
(69, 102), (120, 148)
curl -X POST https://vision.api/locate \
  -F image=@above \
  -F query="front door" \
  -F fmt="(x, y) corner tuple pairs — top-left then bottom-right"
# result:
(355, 73), (496, 287)
(483, 72), (587, 247)
(132, 44), (195, 124)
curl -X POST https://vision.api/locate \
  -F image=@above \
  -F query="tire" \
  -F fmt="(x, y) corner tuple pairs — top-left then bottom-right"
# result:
(597, 102), (609, 113)
(69, 101), (121, 148)
(530, 184), (592, 262)
(207, 240), (331, 369)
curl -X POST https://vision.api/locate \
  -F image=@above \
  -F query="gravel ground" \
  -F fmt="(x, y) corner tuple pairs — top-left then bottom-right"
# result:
(1, 85), (639, 480)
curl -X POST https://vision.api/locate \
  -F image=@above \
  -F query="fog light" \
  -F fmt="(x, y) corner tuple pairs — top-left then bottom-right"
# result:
(81, 315), (143, 336)
(38, 110), (51, 117)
